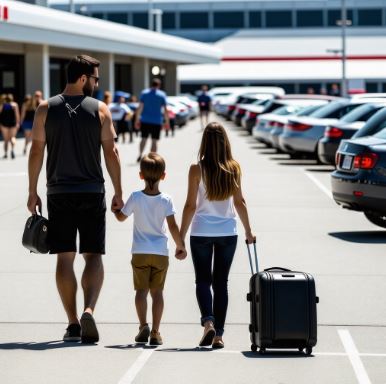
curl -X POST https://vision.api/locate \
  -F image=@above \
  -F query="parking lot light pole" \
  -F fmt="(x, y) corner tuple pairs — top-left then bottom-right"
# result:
(148, 0), (154, 31)
(340, 0), (347, 97)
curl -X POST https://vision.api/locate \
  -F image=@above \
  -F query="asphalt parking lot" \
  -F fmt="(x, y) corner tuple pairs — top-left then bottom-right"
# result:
(1, 117), (386, 384)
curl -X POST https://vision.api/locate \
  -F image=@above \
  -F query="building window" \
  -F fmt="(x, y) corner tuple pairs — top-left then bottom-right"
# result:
(366, 82), (379, 92)
(91, 13), (104, 20)
(180, 12), (209, 29)
(213, 11), (244, 28)
(107, 13), (128, 24)
(133, 12), (148, 29)
(357, 9), (382, 26)
(266, 11), (292, 28)
(297, 10), (323, 27)
(327, 9), (354, 26)
(249, 11), (262, 28)
(163, 12), (176, 29)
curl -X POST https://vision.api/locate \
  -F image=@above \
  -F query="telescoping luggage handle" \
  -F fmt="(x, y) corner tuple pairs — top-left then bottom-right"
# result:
(246, 239), (258, 275)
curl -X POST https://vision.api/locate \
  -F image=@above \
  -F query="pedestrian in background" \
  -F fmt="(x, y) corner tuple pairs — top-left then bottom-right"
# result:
(103, 91), (112, 106)
(330, 83), (340, 97)
(197, 85), (212, 130)
(135, 78), (169, 162)
(21, 90), (43, 155)
(109, 95), (133, 144)
(27, 54), (123, 344)
(0, 93), (20, 159)
(180, 122), (254, 349)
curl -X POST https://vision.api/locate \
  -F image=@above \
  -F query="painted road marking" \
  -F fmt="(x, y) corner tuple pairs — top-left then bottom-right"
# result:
(338, 329), (372, 384)
(0, 172), (27, 178)
(304, 171), (333, 200)
(118, 349), (154, 384)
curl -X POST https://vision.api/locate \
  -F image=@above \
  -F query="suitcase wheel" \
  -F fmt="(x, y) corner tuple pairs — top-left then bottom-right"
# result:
(259, 347), (266, 354)
(251, 344), (258, 352)
(306, 347), (313, 355)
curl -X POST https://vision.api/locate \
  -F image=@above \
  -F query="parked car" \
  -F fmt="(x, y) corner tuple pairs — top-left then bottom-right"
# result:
(253, 101), (327, 145)
(318, 102), (386, 165)
(167, 100), (189, 127)
(212, 86), (284, 116)
(279, 99), (381, 159)
(170, 96), (199, 119)
(245, 95), (338, 135)
(331, 110), (386, 227)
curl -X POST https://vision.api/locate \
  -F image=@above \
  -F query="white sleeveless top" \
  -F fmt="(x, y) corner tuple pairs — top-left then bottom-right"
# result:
(190, 166), (237, 237)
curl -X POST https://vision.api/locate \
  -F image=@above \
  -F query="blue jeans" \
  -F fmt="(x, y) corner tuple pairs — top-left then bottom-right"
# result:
(190, 235), (238, 336)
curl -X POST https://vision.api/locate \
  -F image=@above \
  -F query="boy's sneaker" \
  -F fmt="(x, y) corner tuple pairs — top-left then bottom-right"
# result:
(149, 330), (163, 346)
(135, 324), (150, 344)
(80, 312), (99, 344)
(63, 323), (81, 342)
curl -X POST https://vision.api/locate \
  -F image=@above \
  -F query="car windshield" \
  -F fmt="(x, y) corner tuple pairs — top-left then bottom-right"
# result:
(252, 99), (270, 106)
(353, 108), (386, 138)
(309, 101), (346, 118)
(270, 105), (303, 116)
(340, 104), (381, 123)
(373, 127), (386, 139)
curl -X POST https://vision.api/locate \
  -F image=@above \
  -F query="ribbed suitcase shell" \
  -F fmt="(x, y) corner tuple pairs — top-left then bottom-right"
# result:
(248, 268), (318, 354)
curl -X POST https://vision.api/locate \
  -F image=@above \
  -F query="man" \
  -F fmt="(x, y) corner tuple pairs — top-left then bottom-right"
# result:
(135, 78), (169, 162)
(27, 55), (123, 343)
(197, 85), (212, 130)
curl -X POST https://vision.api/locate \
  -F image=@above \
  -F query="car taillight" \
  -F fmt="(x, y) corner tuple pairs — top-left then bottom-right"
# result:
(228, 105), (236, 111)
(239, 108), (246, 115)
(335, 152), (341, 166)
(325, 126), (343, 138)
(272, 122), (285, 128)
(353, 153), (378, 169)
(287, 122), (312, 131)
(249, 112), (257, 119)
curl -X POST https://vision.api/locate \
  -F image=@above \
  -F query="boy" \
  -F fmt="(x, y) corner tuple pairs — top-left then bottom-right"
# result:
(115, 152), (186, 345)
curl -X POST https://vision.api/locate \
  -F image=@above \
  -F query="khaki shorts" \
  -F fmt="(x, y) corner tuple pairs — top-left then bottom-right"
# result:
(131, 254), (169, 290)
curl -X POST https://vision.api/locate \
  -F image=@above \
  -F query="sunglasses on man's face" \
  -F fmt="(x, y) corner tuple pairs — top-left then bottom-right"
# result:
(87, 75), (100, 83)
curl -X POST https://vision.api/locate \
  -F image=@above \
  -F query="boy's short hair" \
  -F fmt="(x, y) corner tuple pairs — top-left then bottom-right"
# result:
(140, 153), (166, 189)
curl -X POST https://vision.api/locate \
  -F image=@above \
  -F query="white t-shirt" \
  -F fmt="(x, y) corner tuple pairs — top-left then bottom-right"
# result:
(109, 102), (132, 121)
(121, 191), (176, 256)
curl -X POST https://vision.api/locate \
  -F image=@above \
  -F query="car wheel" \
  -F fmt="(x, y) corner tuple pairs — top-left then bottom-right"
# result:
(364, 211), (386, 228)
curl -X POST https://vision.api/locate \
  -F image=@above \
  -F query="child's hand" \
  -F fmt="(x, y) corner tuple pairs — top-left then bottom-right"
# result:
(175, 246), (187, 260)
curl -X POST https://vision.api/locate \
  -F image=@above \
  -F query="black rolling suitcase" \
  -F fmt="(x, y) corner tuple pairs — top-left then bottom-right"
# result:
(246, 241), (319, 355)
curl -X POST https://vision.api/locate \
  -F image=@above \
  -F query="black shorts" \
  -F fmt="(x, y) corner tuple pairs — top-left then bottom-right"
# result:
(199, 104), (210, 112)
(47, 193), (106, 254)
(140, 123), (162, 140)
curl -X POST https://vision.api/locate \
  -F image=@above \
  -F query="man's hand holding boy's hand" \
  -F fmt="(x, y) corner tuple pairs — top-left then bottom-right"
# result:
(175, 246), (187, 260)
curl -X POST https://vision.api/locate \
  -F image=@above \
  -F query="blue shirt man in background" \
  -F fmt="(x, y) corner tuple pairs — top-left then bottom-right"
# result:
(197, 85), (212, 130)
(135, 78), (170, 162)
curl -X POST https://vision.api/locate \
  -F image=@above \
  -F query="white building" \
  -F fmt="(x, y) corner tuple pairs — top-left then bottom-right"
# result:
(49, 0), (386, 94)
(0, 0), (221, 102)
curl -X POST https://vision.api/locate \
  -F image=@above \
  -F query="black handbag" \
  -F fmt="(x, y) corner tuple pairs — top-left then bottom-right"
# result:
(22, 214), (50, 254)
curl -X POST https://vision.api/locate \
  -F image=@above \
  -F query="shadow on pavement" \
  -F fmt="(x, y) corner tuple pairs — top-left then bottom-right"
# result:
(0, 341), (89, 350)
(242, 351), (313, 358)
(257, 150), (277, 155)
(305, 168), (334, 173)
(329, 231), (386, 243)
(105, 344), (157, 350)
(278, 160), (318, 166)
(156, 347), (213, 352)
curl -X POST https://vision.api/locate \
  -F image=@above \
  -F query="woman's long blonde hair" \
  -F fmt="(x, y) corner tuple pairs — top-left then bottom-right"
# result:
(199, 122), (241, 201)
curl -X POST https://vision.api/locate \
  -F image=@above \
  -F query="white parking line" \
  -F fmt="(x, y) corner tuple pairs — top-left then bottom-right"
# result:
(118, 349), (154, 384)
(338, 329), (372, 384)
(0, 172), (27, 178)
(304, 171), (333, 200)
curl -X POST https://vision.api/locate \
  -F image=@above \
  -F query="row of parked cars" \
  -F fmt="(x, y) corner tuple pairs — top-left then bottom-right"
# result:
(211, 87), (386, 228)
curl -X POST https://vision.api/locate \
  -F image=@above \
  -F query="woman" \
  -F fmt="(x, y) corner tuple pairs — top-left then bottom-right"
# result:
(180, 122), (254, 349)
(20, 91), (43, 155)
(0, 94), (20, 159)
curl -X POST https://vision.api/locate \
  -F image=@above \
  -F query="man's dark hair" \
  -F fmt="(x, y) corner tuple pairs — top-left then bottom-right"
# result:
(151, 78), (161, 88)
(66, 55), (100, 84)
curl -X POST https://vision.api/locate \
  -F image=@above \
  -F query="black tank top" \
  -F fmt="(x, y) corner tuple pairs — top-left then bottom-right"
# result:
(45, 94), (105, 194)
(0, 103), (16, 127)
(25, 109), (35, 122)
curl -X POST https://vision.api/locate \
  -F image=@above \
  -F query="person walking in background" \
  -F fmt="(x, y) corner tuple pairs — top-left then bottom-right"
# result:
(115, 153), (186, 345)
(27, 55), (123, 344)
(180, 122), (255, 349)
(103, 91), (112, 106)
(0, 94), (20, 159)
(197, 85), (212, 130)
(21, 91), (43, 155)
(135, 78), (169, 162)
(330, 83), (340, 97)
(128, 95), (139, 138)
(109, 95), (133, 144)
